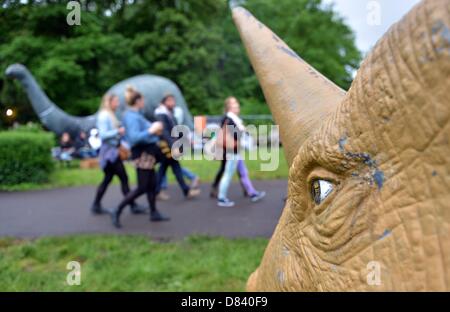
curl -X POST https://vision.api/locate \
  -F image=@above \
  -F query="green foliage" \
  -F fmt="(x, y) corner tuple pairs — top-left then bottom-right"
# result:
(10, 122), (46, 133)
(0, 0), (361, 125)
(0, 130), (54, 186)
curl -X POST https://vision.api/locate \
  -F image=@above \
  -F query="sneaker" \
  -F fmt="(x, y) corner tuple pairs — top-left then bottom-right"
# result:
(130, 203), (148, 215)
(187, 188), (201, 199)
(111, 210), (122, 229)
(250, 191), (266, 203)
(217, 198), (235, 207)
(190, 176), (200, 189)
(91, 203), (107, 215)
(157, 190), (171, 201)
(150, 210), (171, 222)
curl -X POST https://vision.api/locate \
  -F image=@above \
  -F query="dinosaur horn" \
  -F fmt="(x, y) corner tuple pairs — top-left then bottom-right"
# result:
(232, 7), (346, 166)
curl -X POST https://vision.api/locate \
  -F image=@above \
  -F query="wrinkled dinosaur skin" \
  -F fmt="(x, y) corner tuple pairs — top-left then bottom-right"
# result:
(234, 0), (450, 291)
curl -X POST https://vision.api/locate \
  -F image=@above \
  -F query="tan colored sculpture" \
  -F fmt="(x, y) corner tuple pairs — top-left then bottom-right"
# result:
(233, 0), (450, 291)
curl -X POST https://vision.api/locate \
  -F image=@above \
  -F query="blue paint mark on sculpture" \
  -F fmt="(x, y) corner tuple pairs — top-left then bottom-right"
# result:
(373, 170), (385, 189)
(277, 45), (302, 62)
(378, 229), (392, 240)
(339, 135), (385, 189)
(431, 20), (450, 55)
(338, 136), (348, 152)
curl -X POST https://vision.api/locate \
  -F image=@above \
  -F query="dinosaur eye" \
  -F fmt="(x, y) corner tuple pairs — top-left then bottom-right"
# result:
(311, 180), (334, 205)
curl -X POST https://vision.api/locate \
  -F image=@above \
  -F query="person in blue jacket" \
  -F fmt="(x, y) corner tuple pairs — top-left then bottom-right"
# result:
(111, 86), (169, 228)
(92, 93), (146, 215)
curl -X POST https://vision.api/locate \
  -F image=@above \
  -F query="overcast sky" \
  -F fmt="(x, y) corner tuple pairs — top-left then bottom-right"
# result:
(322, 0), (421, 54)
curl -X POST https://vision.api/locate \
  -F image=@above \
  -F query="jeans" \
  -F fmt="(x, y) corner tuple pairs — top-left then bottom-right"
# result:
(213, 158), (255, 196)
(156, 158), (190, 196)
(218, 155), (239, 200)
(212, 159), (226, 190)
(160, 167), (197, 190)
(76, 148), (98, 159)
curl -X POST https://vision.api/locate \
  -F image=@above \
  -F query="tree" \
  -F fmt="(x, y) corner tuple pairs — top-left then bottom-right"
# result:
(243, 0), (360, 88)
(0, 0), (361, 127)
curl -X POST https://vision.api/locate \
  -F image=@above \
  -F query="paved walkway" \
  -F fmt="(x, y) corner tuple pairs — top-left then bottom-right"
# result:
(0, 180), (287, 239)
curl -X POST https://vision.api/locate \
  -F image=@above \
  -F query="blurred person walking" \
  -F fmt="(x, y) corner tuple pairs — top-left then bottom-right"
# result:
(216, 97), (266, 207)
(157, 106), (200, 200)
(154, 94), (200, 199)
(91, 94), (146, 215)
(111, 87), (169, 228)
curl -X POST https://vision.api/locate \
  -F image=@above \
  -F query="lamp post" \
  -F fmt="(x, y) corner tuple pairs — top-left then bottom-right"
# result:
(4, 108), (17, 128)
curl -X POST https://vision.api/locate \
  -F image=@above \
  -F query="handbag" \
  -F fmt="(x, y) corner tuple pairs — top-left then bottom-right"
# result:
(216, 126), (237, 150)
(118, 143), (131, 161)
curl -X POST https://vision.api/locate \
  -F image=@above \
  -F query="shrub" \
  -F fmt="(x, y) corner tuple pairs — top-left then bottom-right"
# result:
(0, 130), (54, 186)
(11, 122), (45, 133)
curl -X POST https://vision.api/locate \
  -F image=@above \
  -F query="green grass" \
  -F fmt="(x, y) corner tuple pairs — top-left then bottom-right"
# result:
(0, 235), (268, 292)
(0, 149), (277, 290)
(2, 148), (288, 192)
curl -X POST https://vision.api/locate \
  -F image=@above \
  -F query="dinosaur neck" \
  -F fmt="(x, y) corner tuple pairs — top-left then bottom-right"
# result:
(17, 68), (97, 136)
(20, 69), (59, 118)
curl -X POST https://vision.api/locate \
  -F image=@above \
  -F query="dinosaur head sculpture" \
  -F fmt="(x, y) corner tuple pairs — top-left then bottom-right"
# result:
(5, 63), (28, 81)
(234, 0), (450, 291)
